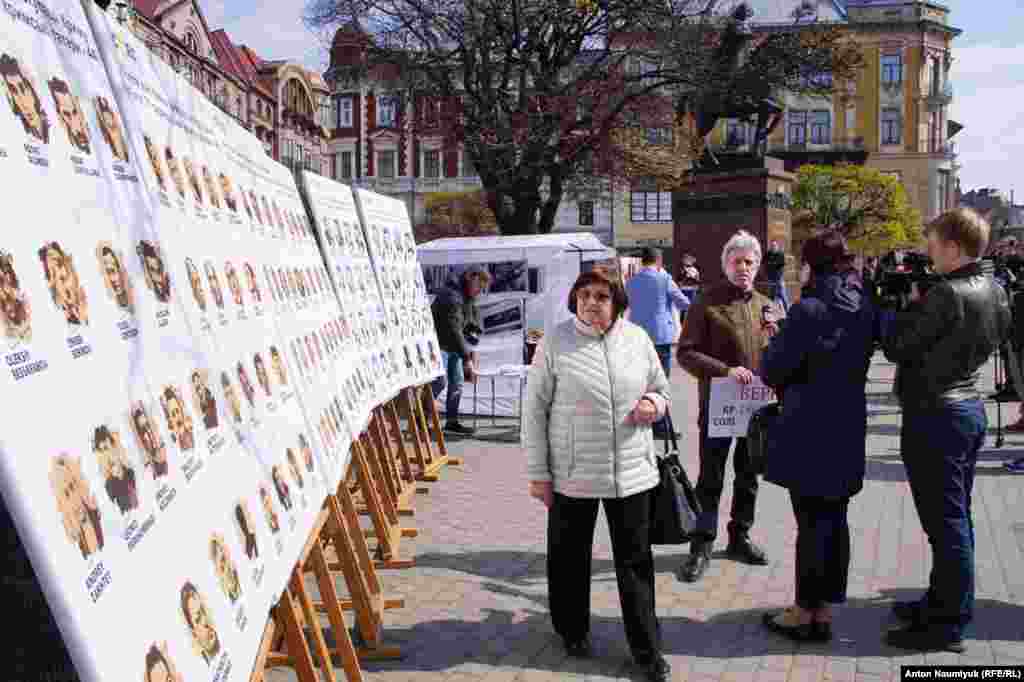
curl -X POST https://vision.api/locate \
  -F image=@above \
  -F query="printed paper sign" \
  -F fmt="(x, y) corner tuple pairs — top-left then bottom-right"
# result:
(707, 377), (777, 438)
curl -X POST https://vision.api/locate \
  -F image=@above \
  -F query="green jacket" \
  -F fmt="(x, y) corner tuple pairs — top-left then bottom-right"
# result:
(430, 284), (482, 359)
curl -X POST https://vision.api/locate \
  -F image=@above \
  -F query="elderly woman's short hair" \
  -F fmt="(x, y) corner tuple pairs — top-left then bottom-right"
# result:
(567, 270), (629, 321)
(721, 230), (762, 272)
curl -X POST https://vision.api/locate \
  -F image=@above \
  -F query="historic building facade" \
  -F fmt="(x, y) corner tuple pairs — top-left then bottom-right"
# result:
(126, 0), (330, 173)
(320, 25), (614, 243)
(620, 0), (962, 252)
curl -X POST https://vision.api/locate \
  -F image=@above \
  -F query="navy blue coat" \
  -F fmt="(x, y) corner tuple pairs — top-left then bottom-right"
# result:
(760, 270), (878, 499)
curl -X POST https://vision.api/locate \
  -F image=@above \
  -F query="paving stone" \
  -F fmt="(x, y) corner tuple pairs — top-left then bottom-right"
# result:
(263, 357), (1024, 682)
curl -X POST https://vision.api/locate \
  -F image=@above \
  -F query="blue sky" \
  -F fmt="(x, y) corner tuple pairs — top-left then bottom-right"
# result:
(204, 0), (1022, 199)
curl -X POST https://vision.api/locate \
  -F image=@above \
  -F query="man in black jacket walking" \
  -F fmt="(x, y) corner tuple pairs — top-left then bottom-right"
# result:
(430, 266), (490, 435)
(882, 208), (1011, 652)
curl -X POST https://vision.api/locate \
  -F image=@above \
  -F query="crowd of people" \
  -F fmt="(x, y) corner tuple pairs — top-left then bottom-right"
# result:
(427, 209), (1012, 681)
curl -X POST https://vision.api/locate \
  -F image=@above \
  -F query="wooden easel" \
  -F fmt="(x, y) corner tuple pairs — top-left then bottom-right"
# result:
(400, 386), (459, 482)
(365, 412), (415, 516)
(381, 402), (420, 494)
(319, 485), (404, 661)
(256, 510), (364, 682)
(350, 438), (416, 569)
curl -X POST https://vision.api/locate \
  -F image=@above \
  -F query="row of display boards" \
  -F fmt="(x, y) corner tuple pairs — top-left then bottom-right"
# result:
(0, 2), (456, 680)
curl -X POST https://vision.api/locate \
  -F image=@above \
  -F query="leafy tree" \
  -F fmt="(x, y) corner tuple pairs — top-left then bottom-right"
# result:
(415, 190), (498, 242)
(306, 0), (862, 234)
(791, 164), (922, 254)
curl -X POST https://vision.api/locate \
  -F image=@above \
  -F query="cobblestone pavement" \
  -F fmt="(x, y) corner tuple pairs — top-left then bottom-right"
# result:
(268, 355), (1024, 682)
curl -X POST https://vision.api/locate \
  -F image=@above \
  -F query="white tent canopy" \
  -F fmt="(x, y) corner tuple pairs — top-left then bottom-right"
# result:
(418, 233), (615, 419)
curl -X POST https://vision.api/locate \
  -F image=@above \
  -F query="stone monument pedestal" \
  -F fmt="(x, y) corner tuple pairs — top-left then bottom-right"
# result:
(673, 156), (797, 301)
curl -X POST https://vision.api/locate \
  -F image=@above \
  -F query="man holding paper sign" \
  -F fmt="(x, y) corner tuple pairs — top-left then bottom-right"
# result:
(676, 231), (780, 583)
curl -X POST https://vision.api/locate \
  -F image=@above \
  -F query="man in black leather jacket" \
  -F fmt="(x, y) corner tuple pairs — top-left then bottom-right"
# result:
(881, 208), (1011, 652)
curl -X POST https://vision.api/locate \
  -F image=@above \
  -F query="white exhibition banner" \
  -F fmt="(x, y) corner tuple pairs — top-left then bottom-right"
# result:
(352, 187), (444, 392)
(707, 377), (778, 438)
(0, 3), (447, 681)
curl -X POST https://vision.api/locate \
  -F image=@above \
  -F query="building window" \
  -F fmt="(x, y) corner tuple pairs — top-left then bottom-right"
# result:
(810, 110), (831, 145)
(462, 149), (476, 177)
(378, 94), (398, 127)
(339, 151), (353, 179)
(881, 107), (902, 145)
(630, 190), (672, 223)
(725, 119), (748, 147)
(788, 110), (807, 145)
(378, 150), (396, 178)
(938, 170), (951, 213)
(422, 150), (440, 179)
(578, 200), (595, 227)
(338, 96), (353, 127)
(881, 54), (902, 85)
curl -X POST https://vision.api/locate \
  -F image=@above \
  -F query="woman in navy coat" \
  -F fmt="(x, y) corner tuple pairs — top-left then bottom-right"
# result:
(759, 230), (879, 641)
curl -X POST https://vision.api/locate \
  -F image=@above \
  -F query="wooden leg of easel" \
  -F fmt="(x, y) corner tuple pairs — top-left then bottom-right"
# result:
(400, 388), (433, 479)
(312, 529), (403, 661)
(247, 618), (276, 682)
(421, 384), (456, 464)
(359, 433), (400, 522)
(350, 441), (415, 568)
(410, 387), (459, 480)
(319, 496), (380, 642)
(369, 412), (413, 516)
(290, 572), (340, 682)
(384, 402), (418, 489)
(274, 586), (323, 682)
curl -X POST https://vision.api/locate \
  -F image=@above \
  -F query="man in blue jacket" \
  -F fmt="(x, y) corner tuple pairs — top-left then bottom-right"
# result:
(625, 247), (690, 437)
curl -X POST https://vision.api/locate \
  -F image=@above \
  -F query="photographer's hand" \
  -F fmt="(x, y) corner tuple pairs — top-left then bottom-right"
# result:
(909, 283), (922, 302)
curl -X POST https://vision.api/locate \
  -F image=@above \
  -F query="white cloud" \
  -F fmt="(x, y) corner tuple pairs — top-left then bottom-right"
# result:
(949, 44), (1024, 196)
(213, 1), (331, 72)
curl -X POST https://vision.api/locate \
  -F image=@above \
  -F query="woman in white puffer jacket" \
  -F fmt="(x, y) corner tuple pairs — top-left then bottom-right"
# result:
(523, 269), (672, 682)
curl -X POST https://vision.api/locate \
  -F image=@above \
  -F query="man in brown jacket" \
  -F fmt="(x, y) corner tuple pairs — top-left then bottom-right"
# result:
(677, 231), (780, 583)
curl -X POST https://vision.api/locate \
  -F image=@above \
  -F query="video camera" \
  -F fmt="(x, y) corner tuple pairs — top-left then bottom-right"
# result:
(875, 252), (943, 308)
(986, 254), (1024, 292)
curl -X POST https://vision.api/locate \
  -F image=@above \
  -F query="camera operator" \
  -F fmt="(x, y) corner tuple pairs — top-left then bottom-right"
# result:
(880, 208), (1010, 652)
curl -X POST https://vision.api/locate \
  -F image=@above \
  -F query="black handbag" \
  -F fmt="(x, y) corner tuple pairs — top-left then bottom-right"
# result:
(649, 410), (701, 545)
(746, 402), (781, 476)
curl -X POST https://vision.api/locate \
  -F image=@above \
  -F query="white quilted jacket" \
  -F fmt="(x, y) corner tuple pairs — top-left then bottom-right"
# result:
(523, 317), (670, 499)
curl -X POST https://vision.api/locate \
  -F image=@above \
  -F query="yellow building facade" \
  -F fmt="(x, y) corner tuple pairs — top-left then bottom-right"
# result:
(614, 0), (961, 253)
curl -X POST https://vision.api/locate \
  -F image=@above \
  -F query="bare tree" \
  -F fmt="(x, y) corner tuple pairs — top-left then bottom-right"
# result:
(306, 0), (862, 235)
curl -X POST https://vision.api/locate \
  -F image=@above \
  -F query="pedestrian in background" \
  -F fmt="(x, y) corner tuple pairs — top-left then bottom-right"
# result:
(676, 230), (779, 583)
(430, 266), (490, 436)
(626, 247), (690, 438)
(523, 269), (672, 682)
(764, 241), (790, 312)
(678, 253), (701, 308)
(759, 230), (878, 641)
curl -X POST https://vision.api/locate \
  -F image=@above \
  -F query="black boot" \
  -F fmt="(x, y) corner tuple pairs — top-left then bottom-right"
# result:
(679, 541), (711, 583)
(726, 534), (768, 565)
(444, 422), (476, 436)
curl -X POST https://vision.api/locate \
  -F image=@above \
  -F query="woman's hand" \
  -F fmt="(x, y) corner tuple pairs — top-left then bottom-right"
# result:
(529, 481), (553, 508)
(626, 397), (659, 426)
(729, 366), (755, 384)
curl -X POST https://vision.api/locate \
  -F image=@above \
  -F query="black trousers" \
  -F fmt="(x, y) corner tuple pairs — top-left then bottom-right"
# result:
(547, 489), (661, 660)
(789, 493), (851, 610)
(693, 435), (759, 542)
